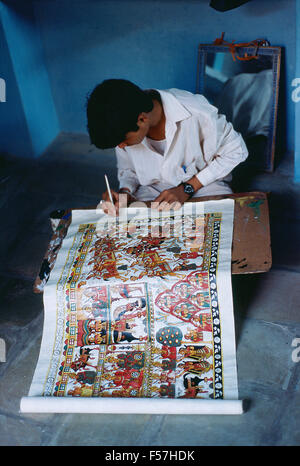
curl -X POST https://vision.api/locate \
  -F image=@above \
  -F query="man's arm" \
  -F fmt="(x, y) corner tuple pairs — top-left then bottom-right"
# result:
(100, 148), (140, 215)
(153, 115), (246, 210)
(173, 91), (248, 188)
(116, 146), (140, 195)
(195, 112), (248, 188)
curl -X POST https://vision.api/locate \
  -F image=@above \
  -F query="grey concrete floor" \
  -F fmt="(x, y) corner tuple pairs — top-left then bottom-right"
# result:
(0, 132), (299, 446)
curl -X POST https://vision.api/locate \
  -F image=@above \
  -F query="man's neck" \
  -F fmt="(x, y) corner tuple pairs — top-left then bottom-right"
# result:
(147, 99), (166, 141)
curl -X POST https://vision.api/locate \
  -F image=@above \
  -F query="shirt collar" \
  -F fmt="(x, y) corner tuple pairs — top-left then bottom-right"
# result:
(157, 89), (191, 123)
(138, 89), (191, 153)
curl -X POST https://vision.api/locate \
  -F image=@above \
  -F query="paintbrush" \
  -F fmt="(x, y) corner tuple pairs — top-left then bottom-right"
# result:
(104, 174), (114, 204)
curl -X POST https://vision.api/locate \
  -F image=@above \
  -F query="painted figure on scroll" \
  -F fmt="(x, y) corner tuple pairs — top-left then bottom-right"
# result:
(86, 79), (248, 214)
(103, 368), (144, 391)
(177, 360), (213, 378)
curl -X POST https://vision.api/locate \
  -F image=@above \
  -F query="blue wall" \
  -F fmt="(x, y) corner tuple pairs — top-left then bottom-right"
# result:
(0, 14), (33, 158)
(0, 1), (60, 158)
(295, 0), (300, 183)
(34, 0), (296, 154)
(0, 0), (297, 163)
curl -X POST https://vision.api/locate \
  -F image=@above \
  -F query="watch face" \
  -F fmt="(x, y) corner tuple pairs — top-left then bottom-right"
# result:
(183, 183), (194, 195)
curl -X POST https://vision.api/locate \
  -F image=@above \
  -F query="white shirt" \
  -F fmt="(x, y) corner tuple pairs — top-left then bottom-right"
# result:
(146, 137), (166, 155)
(116, 88), (248, 194)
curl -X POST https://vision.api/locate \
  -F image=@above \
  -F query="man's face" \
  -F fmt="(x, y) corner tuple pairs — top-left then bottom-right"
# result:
(117, 113), (149, 148)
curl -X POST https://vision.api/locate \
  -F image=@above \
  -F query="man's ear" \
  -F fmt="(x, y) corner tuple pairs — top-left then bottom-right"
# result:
(137, 112), (149, 125)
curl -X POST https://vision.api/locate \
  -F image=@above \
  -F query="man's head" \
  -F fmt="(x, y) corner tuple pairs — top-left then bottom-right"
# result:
(86, 79), (154, 149)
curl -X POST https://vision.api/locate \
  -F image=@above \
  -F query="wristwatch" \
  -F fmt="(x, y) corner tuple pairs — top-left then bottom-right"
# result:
(182, 182), (195, 198)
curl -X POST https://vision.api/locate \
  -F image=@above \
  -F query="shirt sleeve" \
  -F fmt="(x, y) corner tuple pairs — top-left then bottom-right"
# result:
(115, 147), (140, 194)
(196, 111), (249, 187)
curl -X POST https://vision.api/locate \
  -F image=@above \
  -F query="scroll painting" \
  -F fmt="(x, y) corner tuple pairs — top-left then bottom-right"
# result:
(21, 200), (243, 414)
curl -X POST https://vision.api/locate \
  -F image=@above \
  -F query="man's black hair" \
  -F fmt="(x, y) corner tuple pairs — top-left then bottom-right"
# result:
(86, 79), (154, 149)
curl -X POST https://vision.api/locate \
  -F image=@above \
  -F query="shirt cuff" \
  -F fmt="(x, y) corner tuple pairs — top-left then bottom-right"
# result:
(119, 178), (139, 195)
(196, 165), (217, 187)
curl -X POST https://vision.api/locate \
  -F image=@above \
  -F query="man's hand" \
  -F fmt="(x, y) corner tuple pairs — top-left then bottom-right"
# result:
(101, 189), (132, 216)
(153, 176), (203, 211)
(153, 185), (189, 211)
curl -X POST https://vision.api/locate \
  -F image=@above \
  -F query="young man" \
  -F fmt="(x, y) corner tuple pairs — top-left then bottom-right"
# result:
(86, 79), (248, 213)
